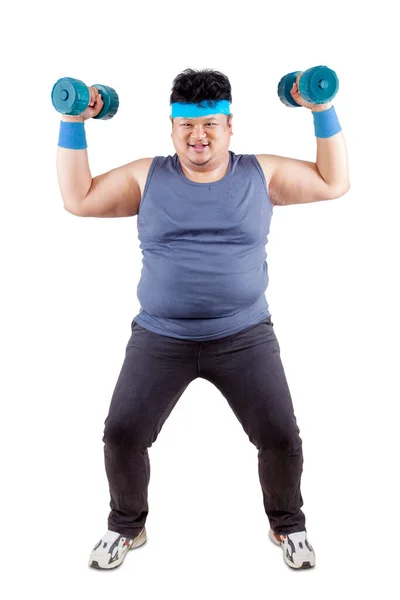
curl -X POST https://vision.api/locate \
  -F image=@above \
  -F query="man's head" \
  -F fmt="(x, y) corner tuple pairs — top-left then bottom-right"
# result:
(169, 68), (233, 172)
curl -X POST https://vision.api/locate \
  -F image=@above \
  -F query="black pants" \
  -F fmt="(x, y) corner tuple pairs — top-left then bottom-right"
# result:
(102, 317), (306, 538)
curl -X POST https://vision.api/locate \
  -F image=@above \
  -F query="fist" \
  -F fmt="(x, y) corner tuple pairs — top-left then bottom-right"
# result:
(290, 73), (332, 112)
(61, 86), (104, 122)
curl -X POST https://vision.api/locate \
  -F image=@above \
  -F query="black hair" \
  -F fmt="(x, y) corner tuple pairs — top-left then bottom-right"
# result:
(170, 68), (232, 108)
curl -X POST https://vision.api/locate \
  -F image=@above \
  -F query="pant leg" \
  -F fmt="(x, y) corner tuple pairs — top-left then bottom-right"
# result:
(102, 321), (199, 538)
(199, 317), (306, 534)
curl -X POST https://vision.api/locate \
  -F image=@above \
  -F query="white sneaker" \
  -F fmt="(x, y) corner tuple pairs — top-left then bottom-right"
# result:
(269, 528), (315, 569)
(89, 527), (147, 570)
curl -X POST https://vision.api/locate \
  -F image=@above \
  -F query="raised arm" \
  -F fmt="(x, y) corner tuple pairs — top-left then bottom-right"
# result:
(58, 143), (151, 218)
(56, 88), (152, 218)
(257, 74), (350, 207)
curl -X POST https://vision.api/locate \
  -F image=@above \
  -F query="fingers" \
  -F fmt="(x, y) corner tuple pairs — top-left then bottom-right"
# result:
(290, 82), (299, 98)
(79, 86), (104, 120)
(88, 86), (103, 108)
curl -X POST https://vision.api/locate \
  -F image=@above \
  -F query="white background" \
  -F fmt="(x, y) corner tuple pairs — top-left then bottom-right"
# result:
(1, 0), (399, 597)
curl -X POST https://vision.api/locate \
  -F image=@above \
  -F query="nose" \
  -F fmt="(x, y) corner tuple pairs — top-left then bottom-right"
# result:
(191, 125), (207, 140)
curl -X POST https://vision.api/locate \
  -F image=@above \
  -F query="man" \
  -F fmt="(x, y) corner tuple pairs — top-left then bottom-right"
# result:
(57, 68), (350, 571)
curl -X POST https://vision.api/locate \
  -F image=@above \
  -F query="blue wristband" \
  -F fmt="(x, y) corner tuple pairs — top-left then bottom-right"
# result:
(313, 106), (342, 139)
(58, 120), (87, 150)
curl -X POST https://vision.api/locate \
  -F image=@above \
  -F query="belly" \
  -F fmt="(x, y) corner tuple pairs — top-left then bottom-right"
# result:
(137, 257), (268, 318)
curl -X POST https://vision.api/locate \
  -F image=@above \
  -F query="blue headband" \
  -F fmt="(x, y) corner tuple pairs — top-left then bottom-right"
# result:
(171, 100), (231, 118)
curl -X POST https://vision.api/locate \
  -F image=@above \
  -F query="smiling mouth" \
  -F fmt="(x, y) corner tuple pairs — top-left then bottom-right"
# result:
(189, 144), (209, 152)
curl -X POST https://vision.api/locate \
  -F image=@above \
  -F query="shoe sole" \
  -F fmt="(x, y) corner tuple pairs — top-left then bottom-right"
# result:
(268, 529), (315, 570)
(90, 528), (147, 570)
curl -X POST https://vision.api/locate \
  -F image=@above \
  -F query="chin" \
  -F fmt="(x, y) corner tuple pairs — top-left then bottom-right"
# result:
(189, 155), (212, 166)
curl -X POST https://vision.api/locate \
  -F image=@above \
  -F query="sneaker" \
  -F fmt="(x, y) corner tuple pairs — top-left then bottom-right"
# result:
(269, 528), (315, 569)
(89, 527), (147, 570)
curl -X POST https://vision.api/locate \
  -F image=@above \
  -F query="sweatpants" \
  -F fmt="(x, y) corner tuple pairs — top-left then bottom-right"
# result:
(102, 316), (306, 538)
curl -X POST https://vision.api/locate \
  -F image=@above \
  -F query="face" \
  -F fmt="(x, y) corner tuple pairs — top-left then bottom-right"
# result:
(170, 113), (233, 172)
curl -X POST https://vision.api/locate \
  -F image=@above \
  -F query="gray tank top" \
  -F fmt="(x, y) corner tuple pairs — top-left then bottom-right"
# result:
(133, 150), (273, 340)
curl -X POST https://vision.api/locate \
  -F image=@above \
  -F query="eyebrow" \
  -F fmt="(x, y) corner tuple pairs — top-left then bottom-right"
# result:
(178, 116), (218, 121)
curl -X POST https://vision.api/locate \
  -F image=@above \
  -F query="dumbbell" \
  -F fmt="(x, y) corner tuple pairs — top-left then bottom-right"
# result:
(51, 77), (119, 120)
(277, 65), (339, 107)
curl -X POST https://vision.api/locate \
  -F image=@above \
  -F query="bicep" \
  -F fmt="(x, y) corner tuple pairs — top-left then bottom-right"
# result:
(260, 155), (334, 206)
(71, 161), (142, 218)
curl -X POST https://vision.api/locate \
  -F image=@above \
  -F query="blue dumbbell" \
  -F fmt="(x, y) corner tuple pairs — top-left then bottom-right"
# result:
(277, 65), (339, 107)
(51, 77), (119, 120)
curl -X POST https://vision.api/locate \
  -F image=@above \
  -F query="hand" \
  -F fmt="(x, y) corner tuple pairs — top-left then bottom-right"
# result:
(290, 73), (332, 112)
(61, 86), (104, 122)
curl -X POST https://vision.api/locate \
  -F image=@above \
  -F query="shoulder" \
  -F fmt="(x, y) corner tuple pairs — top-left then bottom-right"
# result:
(254, 153), (281, 181)
(255, 154), (290, 206)
(129, 156), (177, 199)
(130, 155), (178, 183)
(128, 157), (156, 193)
(130, 157), (155, 180)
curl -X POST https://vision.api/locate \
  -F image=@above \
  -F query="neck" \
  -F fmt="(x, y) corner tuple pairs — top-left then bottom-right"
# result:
(179, 153), (230, 183)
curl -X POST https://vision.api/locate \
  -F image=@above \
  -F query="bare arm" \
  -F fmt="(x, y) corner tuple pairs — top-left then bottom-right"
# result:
(56, 125), (92, 209)
(66, 158), (151, 218)
(56, 89), (99, 212)
(257, 104), (350, 206)
(58, 135), (152, 217)
(58, 136), (144, 218)
(56, 92), (151, 218)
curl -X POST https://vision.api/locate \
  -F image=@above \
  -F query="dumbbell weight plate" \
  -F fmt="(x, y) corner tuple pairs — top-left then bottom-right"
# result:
(51, 78), (90, 115)
(91, 84), (120, 120)
(277, 71), (302, 107)
(299, 66), (339, 104)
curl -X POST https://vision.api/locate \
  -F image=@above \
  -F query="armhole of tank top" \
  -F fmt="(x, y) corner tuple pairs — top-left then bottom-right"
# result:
(138, 156), (159, 213)
(249, 154), (273, 210)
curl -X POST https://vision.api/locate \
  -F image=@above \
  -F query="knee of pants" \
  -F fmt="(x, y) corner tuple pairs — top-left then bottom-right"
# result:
(256, 419), (302, 453)
(102, 418), (149, 450)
